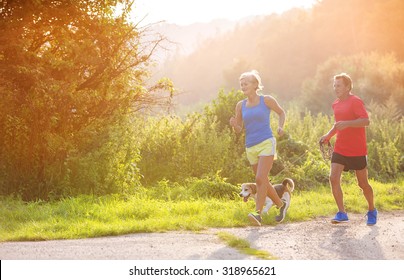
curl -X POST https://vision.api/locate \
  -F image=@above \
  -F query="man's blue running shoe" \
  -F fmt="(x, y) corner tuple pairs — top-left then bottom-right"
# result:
(366, 209), (377, 226)
(331, 211), (349, 224)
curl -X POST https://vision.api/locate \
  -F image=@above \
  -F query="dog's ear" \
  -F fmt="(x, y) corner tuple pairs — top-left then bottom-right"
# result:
(248, 183), (257, 194)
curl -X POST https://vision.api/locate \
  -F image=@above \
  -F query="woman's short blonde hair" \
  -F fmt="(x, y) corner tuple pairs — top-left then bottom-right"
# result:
(239, 70), (264, 91)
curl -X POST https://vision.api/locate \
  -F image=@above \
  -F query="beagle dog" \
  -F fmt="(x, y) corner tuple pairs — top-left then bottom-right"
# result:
(239, 178), (294, 214)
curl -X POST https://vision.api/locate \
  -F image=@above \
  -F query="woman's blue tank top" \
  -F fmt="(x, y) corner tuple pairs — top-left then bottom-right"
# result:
(242, 95), (273, 148)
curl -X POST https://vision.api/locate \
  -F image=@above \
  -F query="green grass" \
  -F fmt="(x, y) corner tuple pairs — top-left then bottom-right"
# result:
(0, 178), (402, 242)
(217, 231), (277, 260)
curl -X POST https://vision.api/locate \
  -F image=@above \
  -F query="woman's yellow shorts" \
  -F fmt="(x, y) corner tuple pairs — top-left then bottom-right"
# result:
(246, 138), (277, 165)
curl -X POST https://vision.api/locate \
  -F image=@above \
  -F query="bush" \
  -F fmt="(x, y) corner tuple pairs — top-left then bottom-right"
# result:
(140, 175), (240, 201)
(186, 174), (240, 200)
(366, 100), (404, 179)
(137, 111), (253, 185)
(136, 89), (403, 193)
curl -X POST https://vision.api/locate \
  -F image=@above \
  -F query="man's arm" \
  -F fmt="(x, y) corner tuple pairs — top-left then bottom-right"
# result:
(334, 118), (370, 130)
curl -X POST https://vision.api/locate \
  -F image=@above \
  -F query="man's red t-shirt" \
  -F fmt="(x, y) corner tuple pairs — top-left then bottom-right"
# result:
(332, 94), (369, 156)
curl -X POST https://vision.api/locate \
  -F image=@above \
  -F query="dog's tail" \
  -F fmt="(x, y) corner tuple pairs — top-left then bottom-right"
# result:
(282, 178), (295, 192)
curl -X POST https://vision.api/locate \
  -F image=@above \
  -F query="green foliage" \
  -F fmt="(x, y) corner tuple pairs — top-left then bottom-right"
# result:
(366, 100), (404, 179)
(186, 174), (239, 200)
(60, 118), (142, 197)
(0, 1), (172, 200)
(1, 1), (403, 201)
(144, 175), (239, 201)
(204, 89), (245, 131)
(269, 107), (332, 186)
(137, 112), (252, 185)
(136, 87), (403, 190)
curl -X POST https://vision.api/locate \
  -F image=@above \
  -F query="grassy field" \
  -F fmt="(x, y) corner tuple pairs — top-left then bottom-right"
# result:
(0, 178), (402, 242)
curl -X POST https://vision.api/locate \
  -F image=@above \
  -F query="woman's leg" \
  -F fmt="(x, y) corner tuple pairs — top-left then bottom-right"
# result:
(253, 155), (283, 211)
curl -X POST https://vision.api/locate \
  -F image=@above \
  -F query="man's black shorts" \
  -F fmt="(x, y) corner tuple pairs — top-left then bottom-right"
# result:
(331, 152), (367, 171)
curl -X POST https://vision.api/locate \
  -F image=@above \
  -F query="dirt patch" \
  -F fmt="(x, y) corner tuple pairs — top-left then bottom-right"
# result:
(1, 211), (403, 260)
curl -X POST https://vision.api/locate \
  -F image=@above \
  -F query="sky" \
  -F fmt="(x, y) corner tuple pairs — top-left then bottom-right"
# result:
(131, 0), (318, 26)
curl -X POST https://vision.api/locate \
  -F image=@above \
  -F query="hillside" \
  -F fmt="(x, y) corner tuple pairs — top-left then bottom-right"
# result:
(151, 0), (404, 111)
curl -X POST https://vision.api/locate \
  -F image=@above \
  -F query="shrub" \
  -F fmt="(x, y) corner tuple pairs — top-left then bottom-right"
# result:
(186, 174), (240, 200)
(140, 175), (240, 201)
(136, 89), (403, 193)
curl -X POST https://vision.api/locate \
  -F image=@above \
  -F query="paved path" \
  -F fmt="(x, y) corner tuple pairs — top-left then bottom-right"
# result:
(1, 211), (403, 260)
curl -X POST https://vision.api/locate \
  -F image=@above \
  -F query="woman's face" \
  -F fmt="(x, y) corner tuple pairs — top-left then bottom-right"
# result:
(240, 76), (257, 95)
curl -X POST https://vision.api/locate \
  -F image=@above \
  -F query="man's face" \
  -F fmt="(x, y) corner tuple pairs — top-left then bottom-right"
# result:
(333, 78), (350, 99)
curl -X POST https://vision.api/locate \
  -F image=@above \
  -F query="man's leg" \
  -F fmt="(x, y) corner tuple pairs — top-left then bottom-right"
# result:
(356, 167), (377, 225)
(330, 163), (345, 212)
(355, 168), (375, 210)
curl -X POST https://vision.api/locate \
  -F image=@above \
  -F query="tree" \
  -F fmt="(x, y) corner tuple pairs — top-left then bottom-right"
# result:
(0, 0), (173, 200)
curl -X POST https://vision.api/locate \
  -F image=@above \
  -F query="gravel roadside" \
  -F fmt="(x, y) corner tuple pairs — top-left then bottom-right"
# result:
(1, 211), (403, 260)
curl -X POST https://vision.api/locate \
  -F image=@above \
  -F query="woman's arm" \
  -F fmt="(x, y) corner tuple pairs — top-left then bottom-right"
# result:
(229, 101), (243, 133)
(264, 95), (285, 136)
